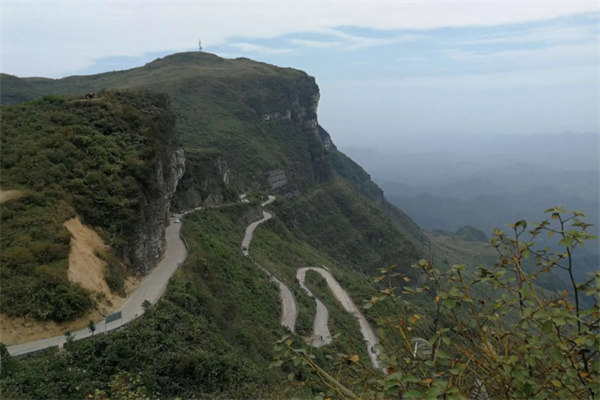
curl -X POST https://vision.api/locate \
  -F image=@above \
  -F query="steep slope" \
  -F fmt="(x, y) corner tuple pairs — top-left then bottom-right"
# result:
(1, 53), (426, 399)
(2, 53), (416, 224)
(0, 91), (184, 324)
(1, 52), (424, 273)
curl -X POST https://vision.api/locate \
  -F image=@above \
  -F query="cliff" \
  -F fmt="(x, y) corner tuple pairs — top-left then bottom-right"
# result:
(124, 146), (185, 273)
(1, 53), (431, 399)
(0, 90), (184, 321)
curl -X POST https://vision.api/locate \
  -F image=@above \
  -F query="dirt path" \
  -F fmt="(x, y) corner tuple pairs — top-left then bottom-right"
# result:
(0, 188), (23, 203)
(296, 268), (332, 347)
(240, 196), (299, 331)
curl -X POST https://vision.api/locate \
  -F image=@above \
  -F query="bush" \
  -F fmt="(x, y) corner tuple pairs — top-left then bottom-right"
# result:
(276, 208), (600, 399)
(0, 90), (177, 321)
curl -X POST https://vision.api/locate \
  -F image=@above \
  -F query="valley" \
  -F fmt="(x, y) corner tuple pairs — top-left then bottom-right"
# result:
(1, 52), (597, 399)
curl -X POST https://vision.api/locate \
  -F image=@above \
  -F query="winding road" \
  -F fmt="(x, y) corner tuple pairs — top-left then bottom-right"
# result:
(297, 267), (382, 369)
(10, 193), (382, 373)
(7, 214), (188, 357)
(241, 196), (298, 331)
(241, 196), (382, 370)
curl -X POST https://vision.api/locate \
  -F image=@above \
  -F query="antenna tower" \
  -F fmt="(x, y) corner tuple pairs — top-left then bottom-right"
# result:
(199, 38), (203, 52)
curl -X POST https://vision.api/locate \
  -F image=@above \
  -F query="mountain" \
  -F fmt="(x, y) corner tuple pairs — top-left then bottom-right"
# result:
(1, 53), (428, 398)
(342, 142), (600, 281)
(2, 52), (596, 399)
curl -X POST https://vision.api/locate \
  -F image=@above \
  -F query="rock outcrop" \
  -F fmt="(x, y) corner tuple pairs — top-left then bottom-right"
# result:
(124, 147), (185, 274)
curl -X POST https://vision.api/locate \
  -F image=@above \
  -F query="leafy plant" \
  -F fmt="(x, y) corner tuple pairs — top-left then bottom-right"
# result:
(275, 208), (600, 399)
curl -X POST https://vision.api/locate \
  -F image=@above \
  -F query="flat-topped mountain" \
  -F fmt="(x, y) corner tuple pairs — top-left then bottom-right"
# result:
(1, 53), (427, 398)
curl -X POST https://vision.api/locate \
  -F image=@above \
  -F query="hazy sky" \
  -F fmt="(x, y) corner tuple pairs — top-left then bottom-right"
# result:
(2, 1), (598, 150)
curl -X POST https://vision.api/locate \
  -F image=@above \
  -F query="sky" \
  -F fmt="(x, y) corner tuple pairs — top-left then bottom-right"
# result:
(2, 1), (598, 151)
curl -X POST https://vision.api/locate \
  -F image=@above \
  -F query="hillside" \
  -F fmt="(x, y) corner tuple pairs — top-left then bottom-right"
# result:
(343, 142), (600, 281)
(0, 53), (429, 398)
(1, 51), (424, 261)
(0, 91), (183, 326)
(2, 53), (592, 399)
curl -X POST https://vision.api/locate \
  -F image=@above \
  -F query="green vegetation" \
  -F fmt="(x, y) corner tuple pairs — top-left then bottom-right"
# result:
(0, 91), (177, 321)
(271, 178), (422, 280)
(1, 205), (299, 399)
(277, 209), (600, 399)
(2, 53), (331, 200)
(3, 53), (590, 400)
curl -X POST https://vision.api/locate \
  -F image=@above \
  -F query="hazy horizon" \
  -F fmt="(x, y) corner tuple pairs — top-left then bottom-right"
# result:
(3, 2), (598, 150)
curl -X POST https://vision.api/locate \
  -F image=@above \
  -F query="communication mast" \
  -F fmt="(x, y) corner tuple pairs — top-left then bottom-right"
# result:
(199, 38), (203, 52)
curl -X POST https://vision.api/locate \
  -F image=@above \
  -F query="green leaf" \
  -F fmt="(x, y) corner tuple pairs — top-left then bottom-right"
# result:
(403, 374), (420, 384)
(542, 320), (553, 333)
(551, 379), (562, 388)
(426, 385), (445, 399)
(435, 349), (450, 359)
(383, 379), (401, 391)
(404, 390), (423, 398)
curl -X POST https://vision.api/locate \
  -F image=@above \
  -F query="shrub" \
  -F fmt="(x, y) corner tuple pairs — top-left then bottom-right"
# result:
(276, 208), (600, 399)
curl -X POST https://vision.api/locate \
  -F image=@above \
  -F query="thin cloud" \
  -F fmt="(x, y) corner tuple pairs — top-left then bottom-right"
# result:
(290, 39), (340, 49)
(324, 29), (424, 50)
(455, 24), (597, 46)
(442, 42), (597, 71)
(2, 2), (597, 77)
(331, 65), (597, 90)
(227, 43), (293, 55)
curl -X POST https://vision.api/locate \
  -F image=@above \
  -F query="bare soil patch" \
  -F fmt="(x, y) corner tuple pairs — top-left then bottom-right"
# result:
(0, 188), (23, 203)
(0, 217), (141, 345)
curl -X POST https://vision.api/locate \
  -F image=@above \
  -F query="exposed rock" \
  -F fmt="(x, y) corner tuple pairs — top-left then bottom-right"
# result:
(173, 153), (235, 210)
(263, 110), (291, 121)
(267, 169), (288, 190)
(124, 147), (185, 274)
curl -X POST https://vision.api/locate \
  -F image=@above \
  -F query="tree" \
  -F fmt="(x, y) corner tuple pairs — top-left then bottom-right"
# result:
(88, 320), (96, 336)
(141, 300), (152, 312)
(64, 330), (75, 344)
(274, 208), (599, 399)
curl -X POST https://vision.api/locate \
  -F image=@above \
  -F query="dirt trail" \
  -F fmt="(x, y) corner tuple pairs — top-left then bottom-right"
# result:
(297, 267), (382, 370)
(296, 268), (332, 347)
(240, 196), (299, 331)
(0, 188), (23, 203)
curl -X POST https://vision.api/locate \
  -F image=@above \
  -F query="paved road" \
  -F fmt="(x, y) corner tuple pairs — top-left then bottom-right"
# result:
(297, 267), (382, 370)
(11, 192), (382, 373)
(241, 196), (298, 331)
(242, 196), (382, 370)
(241, 195), (275, 256)
(7, 215), (188, 357)
(296, 268), (332, 347)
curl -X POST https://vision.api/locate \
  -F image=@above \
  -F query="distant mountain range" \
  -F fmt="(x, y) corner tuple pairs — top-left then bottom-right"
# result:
(342, 137), (599, 280)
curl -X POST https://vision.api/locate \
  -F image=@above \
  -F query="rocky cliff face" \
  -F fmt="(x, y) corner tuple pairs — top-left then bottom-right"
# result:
(172, 151), (237, 211)
(124, 147), (185, 274)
